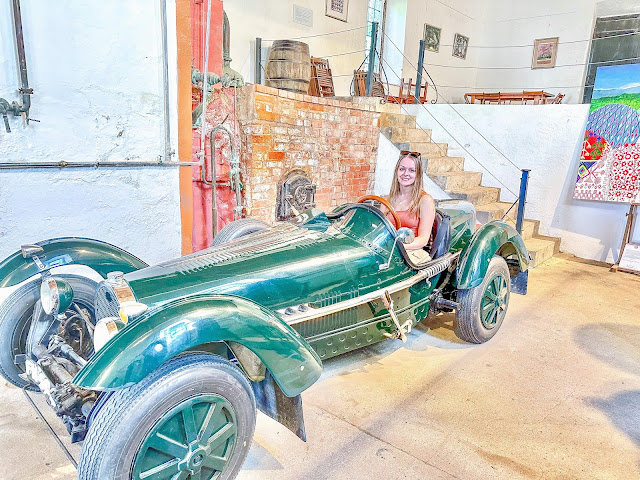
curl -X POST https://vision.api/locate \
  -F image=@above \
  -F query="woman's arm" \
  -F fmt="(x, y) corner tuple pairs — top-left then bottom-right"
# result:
(404, 195), (436, 250)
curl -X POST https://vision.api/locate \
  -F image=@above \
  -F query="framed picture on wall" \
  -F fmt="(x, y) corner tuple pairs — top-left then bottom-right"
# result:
(452, 33), (469, 59)
(532, 37), (559, 68)
(326, 0), (348, 22)
(423, 24), (441, 52)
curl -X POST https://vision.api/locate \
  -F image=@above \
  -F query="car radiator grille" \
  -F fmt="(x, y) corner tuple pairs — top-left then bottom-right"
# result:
(95, 282), (120, 321)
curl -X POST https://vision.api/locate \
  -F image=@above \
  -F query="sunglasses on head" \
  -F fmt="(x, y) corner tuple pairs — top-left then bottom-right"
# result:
(400, 150), (421, 159)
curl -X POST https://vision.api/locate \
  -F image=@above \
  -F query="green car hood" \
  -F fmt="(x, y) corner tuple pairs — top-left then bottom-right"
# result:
(124, 215), (409, 313)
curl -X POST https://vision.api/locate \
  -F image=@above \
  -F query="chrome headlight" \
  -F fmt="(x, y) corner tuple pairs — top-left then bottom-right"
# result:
(40, 277), (74, 315)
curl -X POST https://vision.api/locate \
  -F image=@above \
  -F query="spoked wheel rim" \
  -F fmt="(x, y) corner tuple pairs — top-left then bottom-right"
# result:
(480, 273), (509, 330)
(133, 394), (238, 480)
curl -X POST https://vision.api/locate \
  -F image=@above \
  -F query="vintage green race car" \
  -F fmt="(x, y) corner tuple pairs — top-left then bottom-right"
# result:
(0, 197), (529, 479)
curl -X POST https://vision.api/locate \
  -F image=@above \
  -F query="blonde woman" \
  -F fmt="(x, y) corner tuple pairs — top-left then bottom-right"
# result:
(387, 151), (436, 254)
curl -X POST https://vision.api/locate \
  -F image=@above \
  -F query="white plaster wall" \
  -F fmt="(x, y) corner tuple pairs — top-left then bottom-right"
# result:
(404, 103), (640, 263)
(0, 1), (181, 264)
(473, 0), (596, 105)
(400, 0), (487, 104)
(394, 0), (640, 105)
(224, 0), (370, 96)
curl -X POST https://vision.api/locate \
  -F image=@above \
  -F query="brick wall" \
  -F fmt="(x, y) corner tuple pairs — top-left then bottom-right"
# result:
(236, 84), (380, 222)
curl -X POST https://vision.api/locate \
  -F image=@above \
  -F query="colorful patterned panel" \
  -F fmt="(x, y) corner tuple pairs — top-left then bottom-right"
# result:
(586, 104), (640, 148)
(574, 64), (640, 203)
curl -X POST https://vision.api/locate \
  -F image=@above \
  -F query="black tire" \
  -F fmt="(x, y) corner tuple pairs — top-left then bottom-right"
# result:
(0, 275), (96, 389)
(212, 218), (269, 246)
(78, 353), (256, 480)
(455, 256), (511, 344)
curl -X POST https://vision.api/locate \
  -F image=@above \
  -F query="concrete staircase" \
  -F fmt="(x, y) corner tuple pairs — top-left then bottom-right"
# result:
(378, 109), (559, 267)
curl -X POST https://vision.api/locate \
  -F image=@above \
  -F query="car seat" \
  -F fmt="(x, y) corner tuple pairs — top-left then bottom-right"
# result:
(428, 210), (451, 259)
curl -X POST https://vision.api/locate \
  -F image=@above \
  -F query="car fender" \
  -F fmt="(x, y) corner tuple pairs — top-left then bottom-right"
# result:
(456, 221), (529, 290)
(0, 237), (148, 288)
(73, 294), (323, 397)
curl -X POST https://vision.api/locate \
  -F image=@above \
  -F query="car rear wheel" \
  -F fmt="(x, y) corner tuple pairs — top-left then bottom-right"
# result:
(0, 275), (96, 389)
(212, 218), (269, 246)
(78, 353), (256, 480)
(455, 256), (511, 344)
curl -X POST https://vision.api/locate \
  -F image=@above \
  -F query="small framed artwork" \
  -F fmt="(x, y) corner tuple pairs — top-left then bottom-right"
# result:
(452, 33), (469, 59)
(423, 24), (441, 52)
(532, 37), (559, 69)
(326, 0), (348, 22)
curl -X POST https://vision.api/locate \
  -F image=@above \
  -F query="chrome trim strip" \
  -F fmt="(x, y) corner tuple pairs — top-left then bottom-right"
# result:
(281, 252), (459, 326)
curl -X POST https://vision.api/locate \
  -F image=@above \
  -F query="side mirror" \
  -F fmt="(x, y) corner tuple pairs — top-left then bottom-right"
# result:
(21, 244), (44, 258)
(396, 227), (415, 245)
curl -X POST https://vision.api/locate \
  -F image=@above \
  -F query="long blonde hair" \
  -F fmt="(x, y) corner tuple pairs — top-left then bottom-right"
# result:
(388, 153), (425, 215)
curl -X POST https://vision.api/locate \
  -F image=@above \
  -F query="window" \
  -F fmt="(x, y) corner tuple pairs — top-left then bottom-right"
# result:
(364, 0), (384, 73)
(583, 14), (640, 103)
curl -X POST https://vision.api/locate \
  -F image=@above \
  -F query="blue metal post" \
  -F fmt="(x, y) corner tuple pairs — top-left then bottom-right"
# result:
(515, 169), (530, 234)
(415, 39), (425, 104)
(365, 22), (378, 96)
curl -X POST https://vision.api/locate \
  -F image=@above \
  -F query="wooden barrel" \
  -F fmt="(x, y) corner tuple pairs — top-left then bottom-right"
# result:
(265, 40), (311, 94)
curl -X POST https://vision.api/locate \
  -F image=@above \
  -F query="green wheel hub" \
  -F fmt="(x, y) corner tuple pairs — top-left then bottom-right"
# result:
(133, 394), (238, 480)
(480, 273), (508, 330)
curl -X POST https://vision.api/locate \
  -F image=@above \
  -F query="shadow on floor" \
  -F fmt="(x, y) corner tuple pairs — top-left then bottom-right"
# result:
(586, 390), (640, 447)
(573, 323), (640, 377)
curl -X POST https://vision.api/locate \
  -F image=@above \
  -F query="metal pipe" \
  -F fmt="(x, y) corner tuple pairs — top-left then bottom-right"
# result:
(515, 169), (530, 234)
(232, 150), (242, 219)
(203, 124), (239, 236)
(0, 161), (199, 170)
(23, 387), (78, 469)
(209, 131), (218, 237)
(199, 0), (213, 167)
(12, 0), (31, 118)
(160, 0), (171, 163)
(415, 39), (425, 104)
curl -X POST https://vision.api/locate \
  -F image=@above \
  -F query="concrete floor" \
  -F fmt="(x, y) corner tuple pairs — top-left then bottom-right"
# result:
(1, 255), (639, 480)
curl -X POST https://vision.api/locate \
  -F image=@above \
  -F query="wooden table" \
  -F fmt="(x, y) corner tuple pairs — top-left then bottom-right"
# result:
(464, 91), (560, 104)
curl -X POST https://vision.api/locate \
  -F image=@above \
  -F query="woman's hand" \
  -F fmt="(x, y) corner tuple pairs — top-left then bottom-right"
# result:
(403, 194), (436, 250)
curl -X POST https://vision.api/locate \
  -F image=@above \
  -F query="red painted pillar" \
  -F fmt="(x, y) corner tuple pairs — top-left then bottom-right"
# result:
(190, 0), (236, 252)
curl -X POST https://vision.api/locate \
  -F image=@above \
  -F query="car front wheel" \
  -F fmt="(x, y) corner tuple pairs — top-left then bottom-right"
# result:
(0, 275), (96, 389)
(78, 353), (256, 480)
(455, 256), (511, 344)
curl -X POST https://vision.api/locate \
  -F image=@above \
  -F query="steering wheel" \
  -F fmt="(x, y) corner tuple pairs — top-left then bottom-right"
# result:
(357, 195), (401, 230)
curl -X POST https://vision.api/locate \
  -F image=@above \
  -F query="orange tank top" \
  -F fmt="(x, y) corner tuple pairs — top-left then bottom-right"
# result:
(395, 209), (420, 236)
(387, 193), (425, 236)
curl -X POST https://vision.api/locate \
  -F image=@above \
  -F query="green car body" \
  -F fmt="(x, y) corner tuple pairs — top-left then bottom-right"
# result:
(0, 201), (529, 476)
(70, 203), (527, 396)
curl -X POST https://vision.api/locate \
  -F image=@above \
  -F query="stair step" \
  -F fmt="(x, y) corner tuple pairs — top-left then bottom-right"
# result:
(424, 156), (465, 174)
(524, 237), (558, 267)
(410, 142), (448, 156)
(476, 201), (519, 223)
(447, 186), (501, 206)
(504, 219), (539, 240)
(391, 127), (432, 143)
(431, 171), (482, 191)
(380, 112), (416, 128)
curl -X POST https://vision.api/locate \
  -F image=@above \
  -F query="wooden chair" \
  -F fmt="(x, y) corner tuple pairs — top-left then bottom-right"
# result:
(353, 70), (385, 98)
(409, 78), (427, 103)
(546, 93), (564, 104)
(387, 78), (427, 104)
(308, 57), (335, 97)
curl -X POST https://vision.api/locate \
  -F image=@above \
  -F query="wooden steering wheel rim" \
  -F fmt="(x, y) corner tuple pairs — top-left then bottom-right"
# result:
(357, 195), (401, 229)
